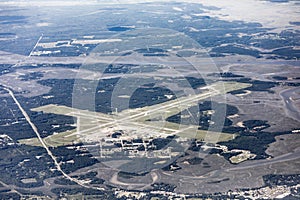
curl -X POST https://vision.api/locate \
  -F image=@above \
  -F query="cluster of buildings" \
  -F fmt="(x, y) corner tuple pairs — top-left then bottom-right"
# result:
(96, 130), (182, 159)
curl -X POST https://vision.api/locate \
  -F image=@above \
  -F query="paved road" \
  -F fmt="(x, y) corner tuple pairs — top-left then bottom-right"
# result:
(0, 84), (105, 191)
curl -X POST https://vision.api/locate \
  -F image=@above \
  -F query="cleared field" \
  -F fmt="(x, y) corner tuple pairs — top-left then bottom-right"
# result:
(19, 129), (78, 147)
(229, 151), (256, 164)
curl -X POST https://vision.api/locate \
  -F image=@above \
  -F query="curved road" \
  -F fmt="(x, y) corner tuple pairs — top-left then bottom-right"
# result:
(280, 87), (300, 121)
